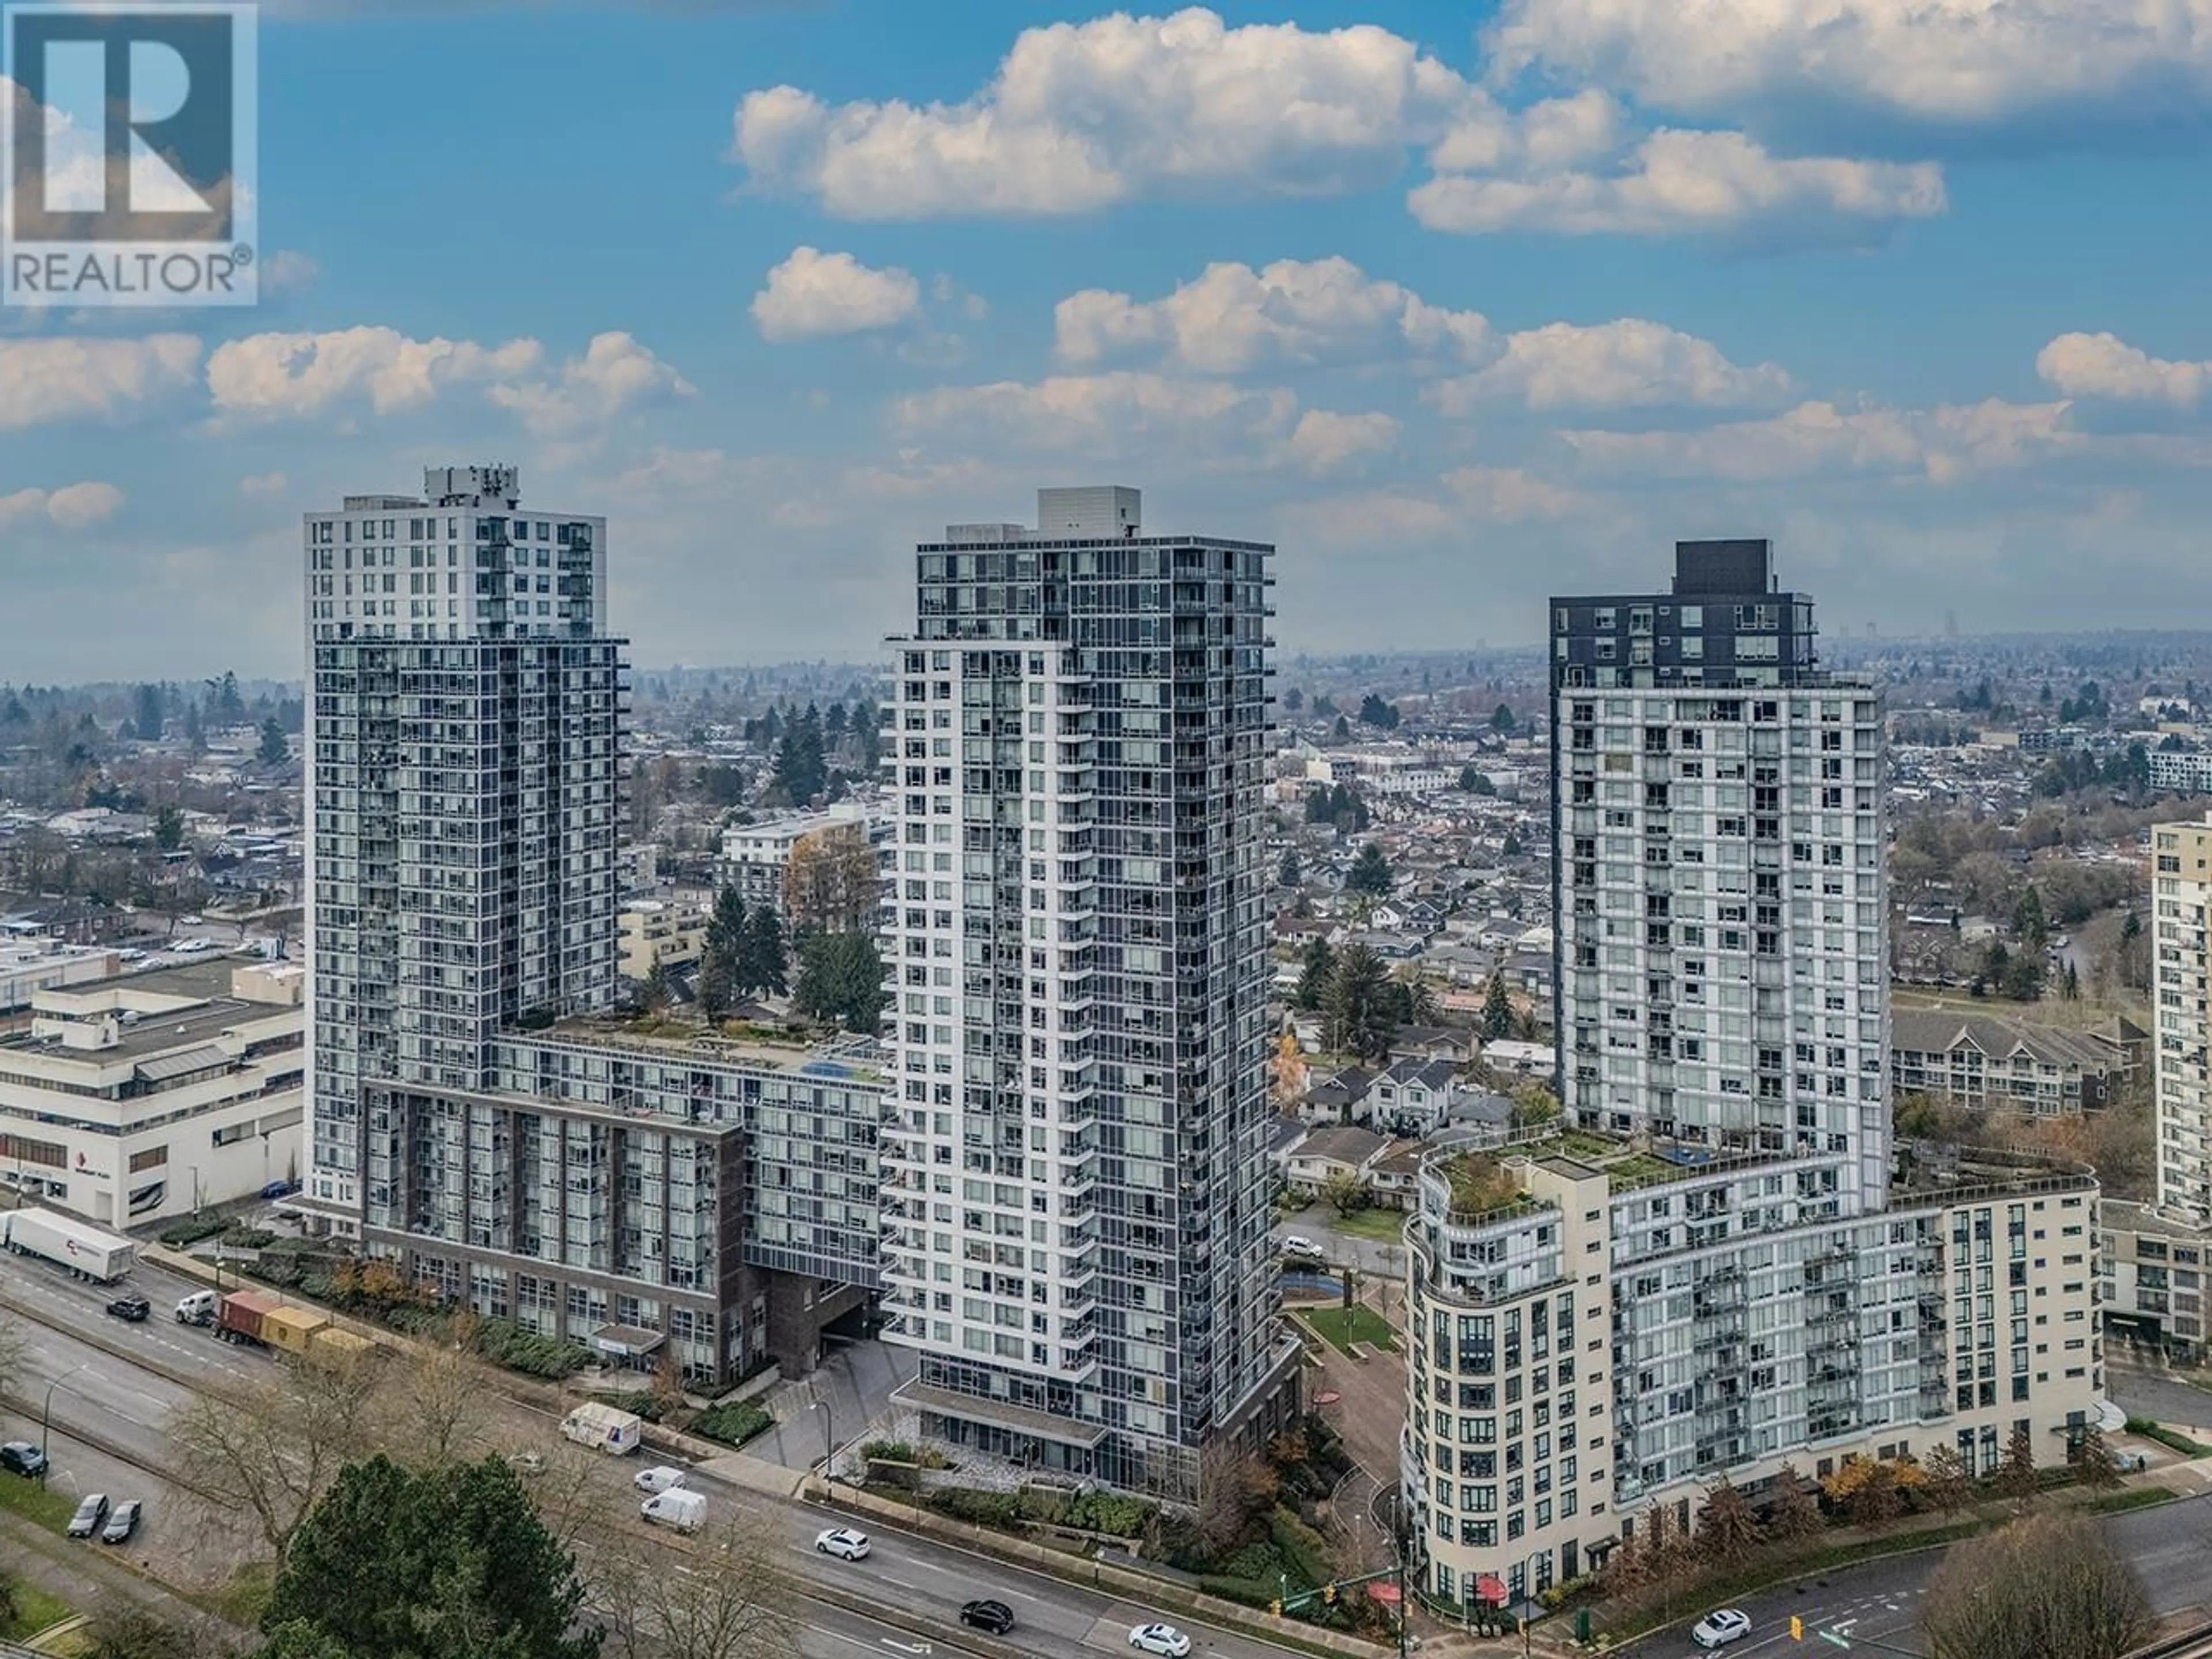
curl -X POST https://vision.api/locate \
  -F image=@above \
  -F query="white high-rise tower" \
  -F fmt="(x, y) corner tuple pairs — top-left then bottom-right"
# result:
(876, 486), (1300, 1500)
(301, 465), (622, 1232)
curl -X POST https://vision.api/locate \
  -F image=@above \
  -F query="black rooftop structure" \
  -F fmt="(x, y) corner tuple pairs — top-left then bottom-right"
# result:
(1549, 539), (1817, 694)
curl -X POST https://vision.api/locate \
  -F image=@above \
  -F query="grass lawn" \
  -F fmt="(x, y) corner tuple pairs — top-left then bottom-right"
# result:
(0, 1579), (73, 1643)
(0, 1475), (77, 1532)
(212, 1560), (276, 1627)
(1328, 1207), (1410, 1244)
(1299, 1305), (1400, 1355)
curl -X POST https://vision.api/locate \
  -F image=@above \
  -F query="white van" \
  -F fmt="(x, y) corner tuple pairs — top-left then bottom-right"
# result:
(634, 1464), (688, 1495)
(176, 1290), (219, 1326)
(640, 1489), (706, 1533)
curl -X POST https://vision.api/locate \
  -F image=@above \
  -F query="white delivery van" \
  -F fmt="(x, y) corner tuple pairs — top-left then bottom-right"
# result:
(634, 1464), (688, 1494)
(560, 1403), (644, 1456)
(640, 1489), (706, 1533)
(176, 1290), (219, 1326)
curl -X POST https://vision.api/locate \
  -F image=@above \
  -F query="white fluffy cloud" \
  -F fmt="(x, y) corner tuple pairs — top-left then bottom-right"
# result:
(0, 335), (201, 430)
(2036, 331), (2211, 407)
(1484, 0), (2212, 127)
(1442, 465), (1590, 521)
(1056, 256), (1494, 373)
(752, 247), (923, 342)
(1560, 397), (2075, 482)
(1429, 318), (1795, 412)
(733, 9), (1470, 218)
(206, 326), (544, 420)
(1286, 410), (1400, 475)
(0, 481), (123, 531)
(730, 10), (1945, 243)
(488, 332), (695, 434)
(1411, 127), (1944, 238)
(204, 326), (690, 431)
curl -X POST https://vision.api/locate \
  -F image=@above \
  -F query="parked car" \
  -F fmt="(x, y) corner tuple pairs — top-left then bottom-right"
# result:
(1692, 1609), (1752, 1649)
(960, 1600), (1016, 1635)
(0, 1441), (47, 1478)
(1128, 1623), (1192, 1657)
(101, 1499), (143, 1544)
(1281, 1235), (1325, 1261)
(106, 1292), (151, 1322)
(512, 1452), (547, 1477)
(634, 1464), (688, 1494)
(66, 1494), (111, 1539)
(814, 1527), (870, 1562)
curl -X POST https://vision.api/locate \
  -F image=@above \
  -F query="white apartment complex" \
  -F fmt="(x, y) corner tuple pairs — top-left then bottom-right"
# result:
(0, 956), (304, 1224)
(2153, 812), (2212, 1226)
(876, 486), (1300, 1500)
(1401, 541), (2103, 1613)
(2147, 751), (2212, 796)
(303, 465), (623, 1232)
(718, 802), (891, 918)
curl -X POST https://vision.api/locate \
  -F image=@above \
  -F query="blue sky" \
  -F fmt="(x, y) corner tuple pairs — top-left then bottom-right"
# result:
(7, 0), (2212, 681)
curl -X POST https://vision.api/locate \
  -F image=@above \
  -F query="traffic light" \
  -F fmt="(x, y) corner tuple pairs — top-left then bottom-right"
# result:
(1323, 1584), (1338, 1606)
(1791, 1616), (1805, 1641)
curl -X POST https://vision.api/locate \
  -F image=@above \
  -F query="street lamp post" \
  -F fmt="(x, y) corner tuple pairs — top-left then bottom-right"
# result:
(810, 1396), (834, 1486)
(40, 1364), (88, 1486)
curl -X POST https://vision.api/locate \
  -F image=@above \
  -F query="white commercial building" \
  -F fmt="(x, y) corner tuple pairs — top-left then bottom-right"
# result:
(2147, 751), (2212, 796)
(876, 486), (1300, 1501)
(1402, 541), (2103, 1615)
(0, 956), (304, 1225)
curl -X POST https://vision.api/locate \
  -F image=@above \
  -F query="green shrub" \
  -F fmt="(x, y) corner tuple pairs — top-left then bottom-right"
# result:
(159, 1215), (228, 1248)
(1267, 1509), (1332, 1588)
(606, 1391), (668, 1424)
(929, 1488), (1022, 1528)
(861, 1439), (915, 1464)
(1221, 1542), (1285, 1583)
(222, 1226), (277, 1250)
(475, 1317), (590, 1380)
(693, 1402), (773, 1448)
(1063, 1490), (1153, 1537)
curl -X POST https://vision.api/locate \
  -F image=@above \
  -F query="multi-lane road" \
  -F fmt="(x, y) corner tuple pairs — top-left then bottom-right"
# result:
(1, 1250), (1308, 1659)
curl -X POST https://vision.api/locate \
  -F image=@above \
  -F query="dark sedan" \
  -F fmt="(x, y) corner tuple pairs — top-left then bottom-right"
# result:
(66, 1494), (109, 1539)
(101, 1499), (143, 1544)
(106, 1293), (150, 1322)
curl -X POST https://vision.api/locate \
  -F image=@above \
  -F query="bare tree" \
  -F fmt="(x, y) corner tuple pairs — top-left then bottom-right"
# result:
(1767, 1463), (1825, 1546)
(1921, 1445), (1974, 1517)
(1694, 1477), (1763, 1569)
(1193, 1444), (1279, 1559)
(383, 1315), (494, 1470)
(167, 1348), (384, 1565)
(2073, 1426), (2122, 1491)
(590, 1518), (797, 1659)
(1999, 1423), (2039, 1509)
(1922, 1512), (2150, 1659)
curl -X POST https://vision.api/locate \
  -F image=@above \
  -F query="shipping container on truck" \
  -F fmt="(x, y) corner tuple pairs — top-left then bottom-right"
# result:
(215, 1289), (284, 1346)
(305, 1326), (377, 1365)
(0, 1207), (136, 1283)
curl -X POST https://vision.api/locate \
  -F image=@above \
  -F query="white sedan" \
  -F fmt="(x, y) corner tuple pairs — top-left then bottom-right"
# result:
(1691, 1608), (1751, 1648)
(1128, 1623), (1191, 1657)
(814, 1527), (871, 1561)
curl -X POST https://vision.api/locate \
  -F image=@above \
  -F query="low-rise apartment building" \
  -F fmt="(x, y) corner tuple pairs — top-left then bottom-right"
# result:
(617, 899), (707, 981)
(357, 1016), (881, 1384)
(0, 956), (304, 1224)
(1891, 1009), (2143, 1116)
(717, 803), (890, 919)
(2098, 1198), (2208, 1357)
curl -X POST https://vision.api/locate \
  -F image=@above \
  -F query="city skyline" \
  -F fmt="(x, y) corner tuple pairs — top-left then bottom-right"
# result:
(9, 1), (2212, 681)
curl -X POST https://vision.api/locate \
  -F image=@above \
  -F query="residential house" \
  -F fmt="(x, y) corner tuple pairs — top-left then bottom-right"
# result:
(1369, 1057), (1464, 1136)
(1302, 1066), (1374, 1127)
(1283, 1124), (1391, 1200)
(1370, 898), (1445, 935)
(1480, 1038), (1556, 1081)
(1386, 1026), (1480, 1064)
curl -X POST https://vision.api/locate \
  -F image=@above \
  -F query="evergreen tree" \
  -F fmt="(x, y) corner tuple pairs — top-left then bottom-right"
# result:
(737, 906), (789, 999)
(698, 887), (746, 1020)
(1294, 938), (1335, 1012)
(793, 931), (887, 1034)
(1346, 843), (1393, 896)
(1323, 945), (1396, 1062)
(132, 683), (165, 742)
(1481, 974), (1513, 1040)
(153, 804), (186, 853)
(1489, 702), (1514, 733)
(1330, 714), (1350, 744)
(1458, 764), (1495, 794)
(258, 715), (290, 766)
(1357, 693), (1400, 730)
(1277, 850), (1301, 888)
